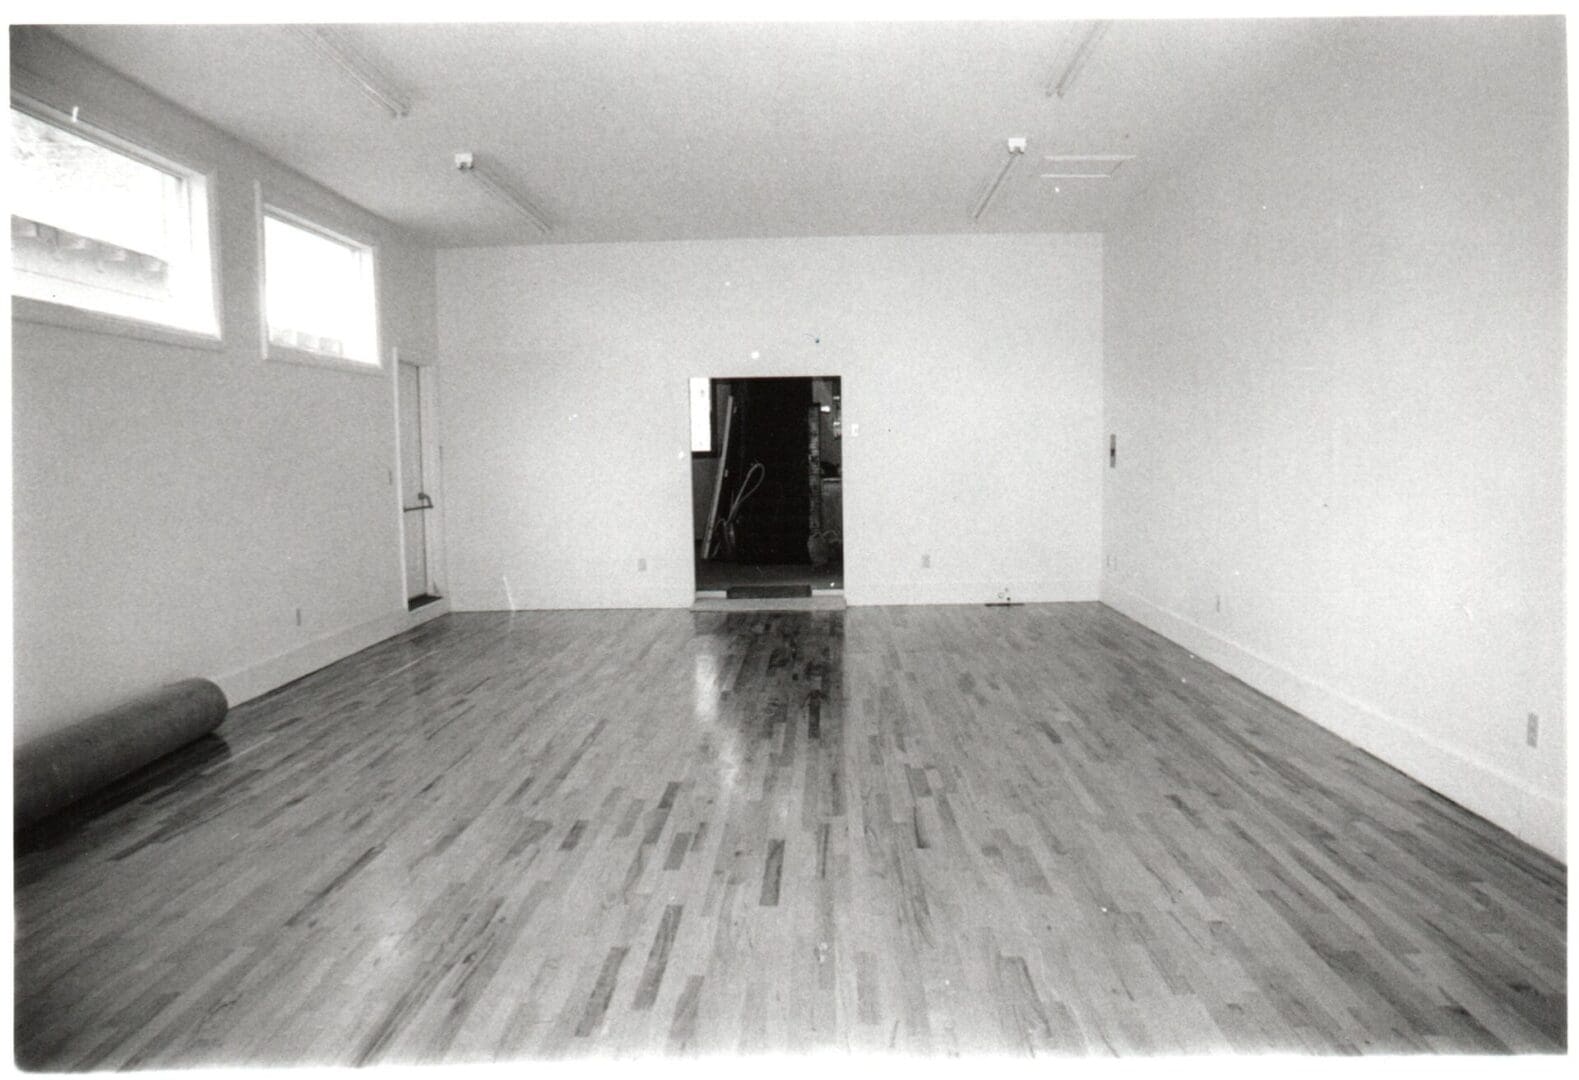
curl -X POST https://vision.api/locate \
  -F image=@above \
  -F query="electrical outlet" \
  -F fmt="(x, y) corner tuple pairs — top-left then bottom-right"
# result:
(637, 558), (647, 572)
(1527, 713), (1539, 748)
(922, 553), (931, 569)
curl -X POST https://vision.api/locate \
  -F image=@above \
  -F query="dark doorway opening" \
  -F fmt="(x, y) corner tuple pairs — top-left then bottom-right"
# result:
(692, 376), (843, 596)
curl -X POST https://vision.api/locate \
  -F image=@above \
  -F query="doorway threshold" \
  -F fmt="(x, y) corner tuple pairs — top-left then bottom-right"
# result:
(692, 593), (846, 612)
(728, 584), (811, 599)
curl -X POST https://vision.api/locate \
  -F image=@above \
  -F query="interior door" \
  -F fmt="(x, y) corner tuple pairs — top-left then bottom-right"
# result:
(398, 360), (432, 605)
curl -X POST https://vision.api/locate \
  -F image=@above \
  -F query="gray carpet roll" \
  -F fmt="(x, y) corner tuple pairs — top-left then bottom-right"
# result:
(14, 678), (228, 829)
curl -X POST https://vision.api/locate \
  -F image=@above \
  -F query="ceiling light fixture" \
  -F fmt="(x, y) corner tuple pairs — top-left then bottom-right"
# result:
(295, 26), (412, 120)
(1047, 21), (1110, 99)
(454, 152), (554, 235)
(970, 137), (1028, 223)
(1040, 154), (1135, 179)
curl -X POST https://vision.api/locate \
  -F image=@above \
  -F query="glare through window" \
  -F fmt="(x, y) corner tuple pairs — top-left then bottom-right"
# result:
(10, 104), (217, 336)
(263, 210), (377, 366)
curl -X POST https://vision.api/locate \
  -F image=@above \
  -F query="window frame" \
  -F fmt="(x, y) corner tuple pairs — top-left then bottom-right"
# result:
(256, 187), (384, 376)
(9, 89), (224, 350)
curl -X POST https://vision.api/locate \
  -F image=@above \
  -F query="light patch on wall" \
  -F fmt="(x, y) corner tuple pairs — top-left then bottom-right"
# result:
(689, 377), (711, 452)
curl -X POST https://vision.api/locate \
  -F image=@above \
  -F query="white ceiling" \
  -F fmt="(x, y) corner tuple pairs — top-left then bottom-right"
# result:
(48, 19), (1330, 247)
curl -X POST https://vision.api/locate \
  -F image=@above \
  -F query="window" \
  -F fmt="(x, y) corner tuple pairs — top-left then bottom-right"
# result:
(10, 101), (218, 337)
(261, 207), (378, 368)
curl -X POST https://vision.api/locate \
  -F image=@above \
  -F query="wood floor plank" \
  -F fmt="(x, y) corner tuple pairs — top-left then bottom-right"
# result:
(12, 604), (1566, 1065)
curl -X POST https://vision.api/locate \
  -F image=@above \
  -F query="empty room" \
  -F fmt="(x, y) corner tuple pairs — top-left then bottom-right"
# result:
(6, 13), (1566, 1066)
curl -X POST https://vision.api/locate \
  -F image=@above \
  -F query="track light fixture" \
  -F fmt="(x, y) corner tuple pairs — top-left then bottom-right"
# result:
(454, 152), (554, 235)
(295, 26), (411, 120)
(1047, 21), (1110, 99)
(970, 137), (1028, 223)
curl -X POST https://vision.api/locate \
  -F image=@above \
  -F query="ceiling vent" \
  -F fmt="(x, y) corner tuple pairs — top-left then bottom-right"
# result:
(1039, 155), (1134, 180)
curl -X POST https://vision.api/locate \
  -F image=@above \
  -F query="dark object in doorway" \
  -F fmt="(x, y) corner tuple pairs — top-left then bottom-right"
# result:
(722, 379), (813, 563)
(14, 678), (229, 829)
(808, 532), (830, 567)
(727, 585), (813, 599)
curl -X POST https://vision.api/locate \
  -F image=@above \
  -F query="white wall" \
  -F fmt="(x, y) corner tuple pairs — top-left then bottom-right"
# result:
(10, 31), (443, 746)
(1102, 18), (1565, 858)
(436, 234), (1104, 610)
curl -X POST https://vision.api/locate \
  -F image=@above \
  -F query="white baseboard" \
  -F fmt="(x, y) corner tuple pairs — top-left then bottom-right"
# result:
(449, 581), (696, 611)
(848, 578), (1101, 608)
(453, 577), (1102, 612)
(1102, 585), (1565, 863)
(215, 597), (450, 708)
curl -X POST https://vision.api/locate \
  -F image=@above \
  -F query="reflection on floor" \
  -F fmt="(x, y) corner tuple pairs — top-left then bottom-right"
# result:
(694, 553), (843, 593)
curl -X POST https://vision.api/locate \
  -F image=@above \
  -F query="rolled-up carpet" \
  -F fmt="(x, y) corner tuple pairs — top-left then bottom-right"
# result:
(14, 678), (228, 829)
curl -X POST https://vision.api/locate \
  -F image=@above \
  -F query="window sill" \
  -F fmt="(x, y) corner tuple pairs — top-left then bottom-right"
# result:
(12, 296), (224, 353)
(266, 342), (385, 376)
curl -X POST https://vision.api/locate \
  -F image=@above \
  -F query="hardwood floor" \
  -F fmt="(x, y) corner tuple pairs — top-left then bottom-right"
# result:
(12, 604), (1566, 1065)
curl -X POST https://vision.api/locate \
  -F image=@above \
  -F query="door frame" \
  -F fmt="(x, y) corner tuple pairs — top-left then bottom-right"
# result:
(688, 373), (844, 597)
(393, 349), (448, 613)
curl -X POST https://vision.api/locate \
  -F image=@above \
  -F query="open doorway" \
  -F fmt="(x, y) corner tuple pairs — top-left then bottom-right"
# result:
(690, 376), (843, 598)
(398, 359), (444, 610)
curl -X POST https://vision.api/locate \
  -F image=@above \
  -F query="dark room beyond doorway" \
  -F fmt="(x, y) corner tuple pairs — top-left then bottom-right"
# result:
(691, 376), (843, 598)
